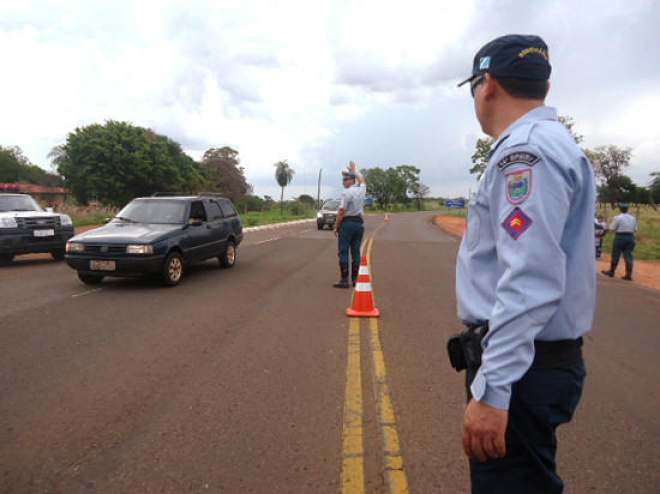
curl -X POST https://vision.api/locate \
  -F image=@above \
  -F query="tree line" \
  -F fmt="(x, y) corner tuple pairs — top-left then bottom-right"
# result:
(469, 116), (660, 207)
(1, 120), (431, 212)
(2, 121), (252, 208)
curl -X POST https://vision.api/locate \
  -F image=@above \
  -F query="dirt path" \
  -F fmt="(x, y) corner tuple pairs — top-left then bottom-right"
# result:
(434, 215), (660, 292)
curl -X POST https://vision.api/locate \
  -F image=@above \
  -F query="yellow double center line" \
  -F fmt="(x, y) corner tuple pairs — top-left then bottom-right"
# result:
(341, 227), (410, 494)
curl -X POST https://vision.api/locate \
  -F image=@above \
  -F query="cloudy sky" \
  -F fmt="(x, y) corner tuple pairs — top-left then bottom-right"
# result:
(1, 0), (658, 200)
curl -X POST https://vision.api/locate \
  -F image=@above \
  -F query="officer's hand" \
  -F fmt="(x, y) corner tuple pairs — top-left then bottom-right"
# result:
(334, 227), (339, 237)
(463, 398), (508, 461)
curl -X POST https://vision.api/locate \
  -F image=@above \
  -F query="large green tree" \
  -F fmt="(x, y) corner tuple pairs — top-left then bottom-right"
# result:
(201, 146), (252, 201)
(587, 145), (632, 207)
(361, 165), (423, 209)
(58, 121), (205, 206)
(274, 160), (295, 214)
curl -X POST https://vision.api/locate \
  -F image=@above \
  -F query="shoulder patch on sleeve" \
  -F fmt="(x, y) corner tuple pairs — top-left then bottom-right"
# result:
(496, 151), (540, 171)
(501, 207), (533, 239)
(506, 168), (532, 204)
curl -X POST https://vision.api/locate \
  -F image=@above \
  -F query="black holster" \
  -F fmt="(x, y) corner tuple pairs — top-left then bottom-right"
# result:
(447, 323), (488, 372)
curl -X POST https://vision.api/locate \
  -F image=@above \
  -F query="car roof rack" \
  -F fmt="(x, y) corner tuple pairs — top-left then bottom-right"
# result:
(197, 192), (227, 198)
(151, 192), (187, 197)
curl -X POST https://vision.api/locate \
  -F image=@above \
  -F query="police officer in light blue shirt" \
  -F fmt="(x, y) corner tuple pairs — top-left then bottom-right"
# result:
(333, 161), (366, 288)
(601, 203), (637, 280)
(455, 34), (596, 494)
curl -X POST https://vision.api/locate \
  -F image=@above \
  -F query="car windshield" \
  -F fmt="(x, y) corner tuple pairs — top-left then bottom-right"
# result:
(322, 200), (341, 211)
(115, 199), (186, 224)
(0, 195), (43, 212)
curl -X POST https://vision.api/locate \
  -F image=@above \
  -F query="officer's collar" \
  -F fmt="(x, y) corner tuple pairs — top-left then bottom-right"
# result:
(487, 106), (557, 159)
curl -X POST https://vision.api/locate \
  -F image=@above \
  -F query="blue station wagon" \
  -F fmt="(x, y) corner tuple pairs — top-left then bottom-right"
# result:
(65, 195), (243, 286)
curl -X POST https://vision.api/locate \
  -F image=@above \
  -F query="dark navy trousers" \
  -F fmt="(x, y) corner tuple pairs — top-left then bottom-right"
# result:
(337, 220), (363, 266)
(466, 361), (586, 494)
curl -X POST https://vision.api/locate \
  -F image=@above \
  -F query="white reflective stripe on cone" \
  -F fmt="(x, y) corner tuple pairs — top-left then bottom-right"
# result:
(355, 282), (372, 292)
(358, 265), (369, 275)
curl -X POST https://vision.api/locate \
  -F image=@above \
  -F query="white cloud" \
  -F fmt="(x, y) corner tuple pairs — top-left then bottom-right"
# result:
(1, 0), (659, 200)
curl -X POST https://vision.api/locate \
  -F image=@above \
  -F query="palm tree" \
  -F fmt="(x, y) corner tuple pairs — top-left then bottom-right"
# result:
(274, 160), (295, 215)
(47, 145), (67, 173)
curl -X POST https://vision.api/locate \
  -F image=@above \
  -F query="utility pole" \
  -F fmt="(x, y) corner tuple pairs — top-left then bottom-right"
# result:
(317, 168), (323, 208)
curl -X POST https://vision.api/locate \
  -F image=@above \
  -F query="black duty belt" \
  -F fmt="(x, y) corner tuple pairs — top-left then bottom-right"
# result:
(533, 337), (583, 369)
(342, 216), (363, 223)
(615, 232), (635, 236)
(450, 322), (583, 371)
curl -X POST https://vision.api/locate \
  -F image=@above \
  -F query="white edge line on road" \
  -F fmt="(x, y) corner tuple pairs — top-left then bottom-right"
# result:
(71, 288), (103, 298)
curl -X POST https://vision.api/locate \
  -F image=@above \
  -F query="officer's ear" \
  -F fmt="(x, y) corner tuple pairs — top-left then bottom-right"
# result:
(482, 74), (499, 100)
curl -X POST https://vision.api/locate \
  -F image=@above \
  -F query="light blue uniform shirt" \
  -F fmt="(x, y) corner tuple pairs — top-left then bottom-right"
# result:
(610, 213), (637, 234)
(456, 106), (597, 410)
(340, 183), (366, 217)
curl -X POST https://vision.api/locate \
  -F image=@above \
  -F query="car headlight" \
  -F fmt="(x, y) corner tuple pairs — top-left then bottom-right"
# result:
(126, 244), (154, 254)
(60, 214), (73, 226)
(0, 217), (18, 228)
(66, 242), (85, 252)
(317, 212), (323, 218)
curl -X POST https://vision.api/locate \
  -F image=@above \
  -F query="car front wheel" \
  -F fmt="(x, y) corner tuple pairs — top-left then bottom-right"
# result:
(219, 241), (236, 268)
(161, 251), (184, 286)
(78, 273), (104, 285)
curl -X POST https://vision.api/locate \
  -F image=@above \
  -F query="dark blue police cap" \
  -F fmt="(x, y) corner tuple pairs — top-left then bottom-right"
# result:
(457, 34), (551, 87)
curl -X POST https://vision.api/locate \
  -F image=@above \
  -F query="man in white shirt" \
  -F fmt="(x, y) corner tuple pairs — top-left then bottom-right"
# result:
(601, 203), (637, 280)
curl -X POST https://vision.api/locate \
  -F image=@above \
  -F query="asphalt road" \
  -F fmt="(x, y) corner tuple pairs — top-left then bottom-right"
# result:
(1, 212), (658, 494)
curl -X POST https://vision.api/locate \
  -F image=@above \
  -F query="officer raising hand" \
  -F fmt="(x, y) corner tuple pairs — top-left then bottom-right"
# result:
(332, 161), (366, 288)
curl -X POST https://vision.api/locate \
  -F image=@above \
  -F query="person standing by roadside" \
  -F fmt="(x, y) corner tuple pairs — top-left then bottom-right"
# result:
(452, 34), (596, 494)
(333, 161), (366, 288)
(601, 203), (637, 280)
(594, 214), (608, 259)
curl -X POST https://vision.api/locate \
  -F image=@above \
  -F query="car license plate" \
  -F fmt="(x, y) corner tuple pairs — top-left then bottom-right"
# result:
(33, 229), (55, 237)
(90, 260), (116, 271)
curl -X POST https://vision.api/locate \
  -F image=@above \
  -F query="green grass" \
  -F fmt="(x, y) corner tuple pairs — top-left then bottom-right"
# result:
(240, 210), (316, 227)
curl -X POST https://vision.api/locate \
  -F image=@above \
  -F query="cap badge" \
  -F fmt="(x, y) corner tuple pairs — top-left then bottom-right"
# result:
(479, 57), (491, 70)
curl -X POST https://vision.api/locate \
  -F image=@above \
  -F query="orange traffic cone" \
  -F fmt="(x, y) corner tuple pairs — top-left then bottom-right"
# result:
(346, 256), (380, 317)
(384, 214), (391, 223)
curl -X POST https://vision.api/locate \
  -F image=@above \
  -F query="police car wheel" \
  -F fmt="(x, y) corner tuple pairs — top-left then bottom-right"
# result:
(0, 254), (14, 264)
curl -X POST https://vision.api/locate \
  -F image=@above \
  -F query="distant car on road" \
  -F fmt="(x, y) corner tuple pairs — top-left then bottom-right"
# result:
(65, 195), (243, 286)
(0, 193), (74, 264)
(317, 199), (341, 230)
